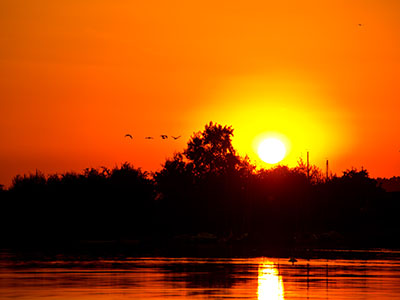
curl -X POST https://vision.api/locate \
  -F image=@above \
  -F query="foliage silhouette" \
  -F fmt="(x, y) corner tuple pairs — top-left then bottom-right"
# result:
(377, 176), (400, 192)
(1, 122), (399, 252)
(184, 122), (243, 178)
(155, 122), (253, 236)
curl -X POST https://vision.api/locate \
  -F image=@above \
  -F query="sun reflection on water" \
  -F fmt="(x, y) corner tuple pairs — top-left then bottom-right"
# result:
(257, 262), (285, 300)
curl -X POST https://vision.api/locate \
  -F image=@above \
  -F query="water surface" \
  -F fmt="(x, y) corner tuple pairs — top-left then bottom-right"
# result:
(1, 251), (400, 299)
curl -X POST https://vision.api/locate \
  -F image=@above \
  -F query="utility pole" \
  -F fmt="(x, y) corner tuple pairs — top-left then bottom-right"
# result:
(326, 159), (329, 181)
(307, 151), (310, 182)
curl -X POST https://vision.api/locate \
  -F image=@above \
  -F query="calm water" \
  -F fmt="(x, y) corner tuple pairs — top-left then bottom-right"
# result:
(1, 251), (400, 299)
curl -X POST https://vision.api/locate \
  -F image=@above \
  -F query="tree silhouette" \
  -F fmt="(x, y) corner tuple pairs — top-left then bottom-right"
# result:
(1, 123), (399, 250)
(154, 122), (254, 236)
(184, 122), (243, 178)
(294, 158), (325, 184)
(10, 170), (47, 193)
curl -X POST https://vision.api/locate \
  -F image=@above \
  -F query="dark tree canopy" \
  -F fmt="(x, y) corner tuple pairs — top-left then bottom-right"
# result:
(184, 122), (243, 178)
(1, 122), (399, 250)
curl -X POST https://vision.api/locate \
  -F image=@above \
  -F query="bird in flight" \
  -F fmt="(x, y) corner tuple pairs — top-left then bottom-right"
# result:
(145, 136), (154, 139)
(358, 23), (363, 27)
(160, 135), (168, 139)
(171, 135), (181, 140)
(124, 134), (133, 139)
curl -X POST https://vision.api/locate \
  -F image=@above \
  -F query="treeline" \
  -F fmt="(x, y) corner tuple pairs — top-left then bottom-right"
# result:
(377, 176), (400, 192)
(1, 122), (399, 250)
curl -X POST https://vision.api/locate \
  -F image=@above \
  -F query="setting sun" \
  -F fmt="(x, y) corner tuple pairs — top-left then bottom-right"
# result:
(258, 138), (286, 164)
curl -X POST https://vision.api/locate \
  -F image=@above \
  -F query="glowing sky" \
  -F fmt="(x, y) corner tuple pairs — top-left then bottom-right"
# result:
(1, 0), (400, 185)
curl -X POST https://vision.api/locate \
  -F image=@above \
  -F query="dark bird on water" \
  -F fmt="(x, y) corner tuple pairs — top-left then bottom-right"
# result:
(160, 135), (168, 139)
(145, 136), (154, 139)
(171, 135), (181, 140)
(124, 134), (133, 139)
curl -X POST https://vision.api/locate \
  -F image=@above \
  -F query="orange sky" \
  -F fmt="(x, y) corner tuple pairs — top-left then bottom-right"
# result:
(1, 0), (400, 186)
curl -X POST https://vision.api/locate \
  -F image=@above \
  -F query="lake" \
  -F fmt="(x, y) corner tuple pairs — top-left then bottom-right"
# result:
(1, 250), (400, 299)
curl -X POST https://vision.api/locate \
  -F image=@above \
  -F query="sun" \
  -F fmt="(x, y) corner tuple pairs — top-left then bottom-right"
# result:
(258, 138), (286, 164)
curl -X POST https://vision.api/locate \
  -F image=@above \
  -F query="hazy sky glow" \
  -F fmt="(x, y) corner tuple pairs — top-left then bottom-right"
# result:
(1, 0), (400, 185)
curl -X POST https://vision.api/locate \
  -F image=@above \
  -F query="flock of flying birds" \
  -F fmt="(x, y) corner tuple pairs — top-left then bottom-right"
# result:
(122, 26), (368, 144)
(124, 134), (181, 140)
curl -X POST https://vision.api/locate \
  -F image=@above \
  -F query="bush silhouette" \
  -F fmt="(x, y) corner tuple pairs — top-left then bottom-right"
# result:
(1, 122), (399, 250)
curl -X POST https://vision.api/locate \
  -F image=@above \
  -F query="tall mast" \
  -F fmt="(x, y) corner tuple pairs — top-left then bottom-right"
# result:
(307, 151), (310, 182)
(326, 159), (329, 181)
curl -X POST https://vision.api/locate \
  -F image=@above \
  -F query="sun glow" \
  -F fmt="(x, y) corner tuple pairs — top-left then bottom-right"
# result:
(258, 262), (285, 300)
(194, 76), (352, 172)
(258, 138), (287, 164)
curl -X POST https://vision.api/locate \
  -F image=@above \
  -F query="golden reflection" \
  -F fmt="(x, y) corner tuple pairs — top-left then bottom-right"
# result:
(258, 262), (285, 300)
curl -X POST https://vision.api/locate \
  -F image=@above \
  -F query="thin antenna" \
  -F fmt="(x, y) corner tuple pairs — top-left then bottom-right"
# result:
(307, 151), (310, 182)
(326, 159), (329, 181)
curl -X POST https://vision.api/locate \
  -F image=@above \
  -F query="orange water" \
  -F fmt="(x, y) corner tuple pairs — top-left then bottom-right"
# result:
(1, 254), (400, 299)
